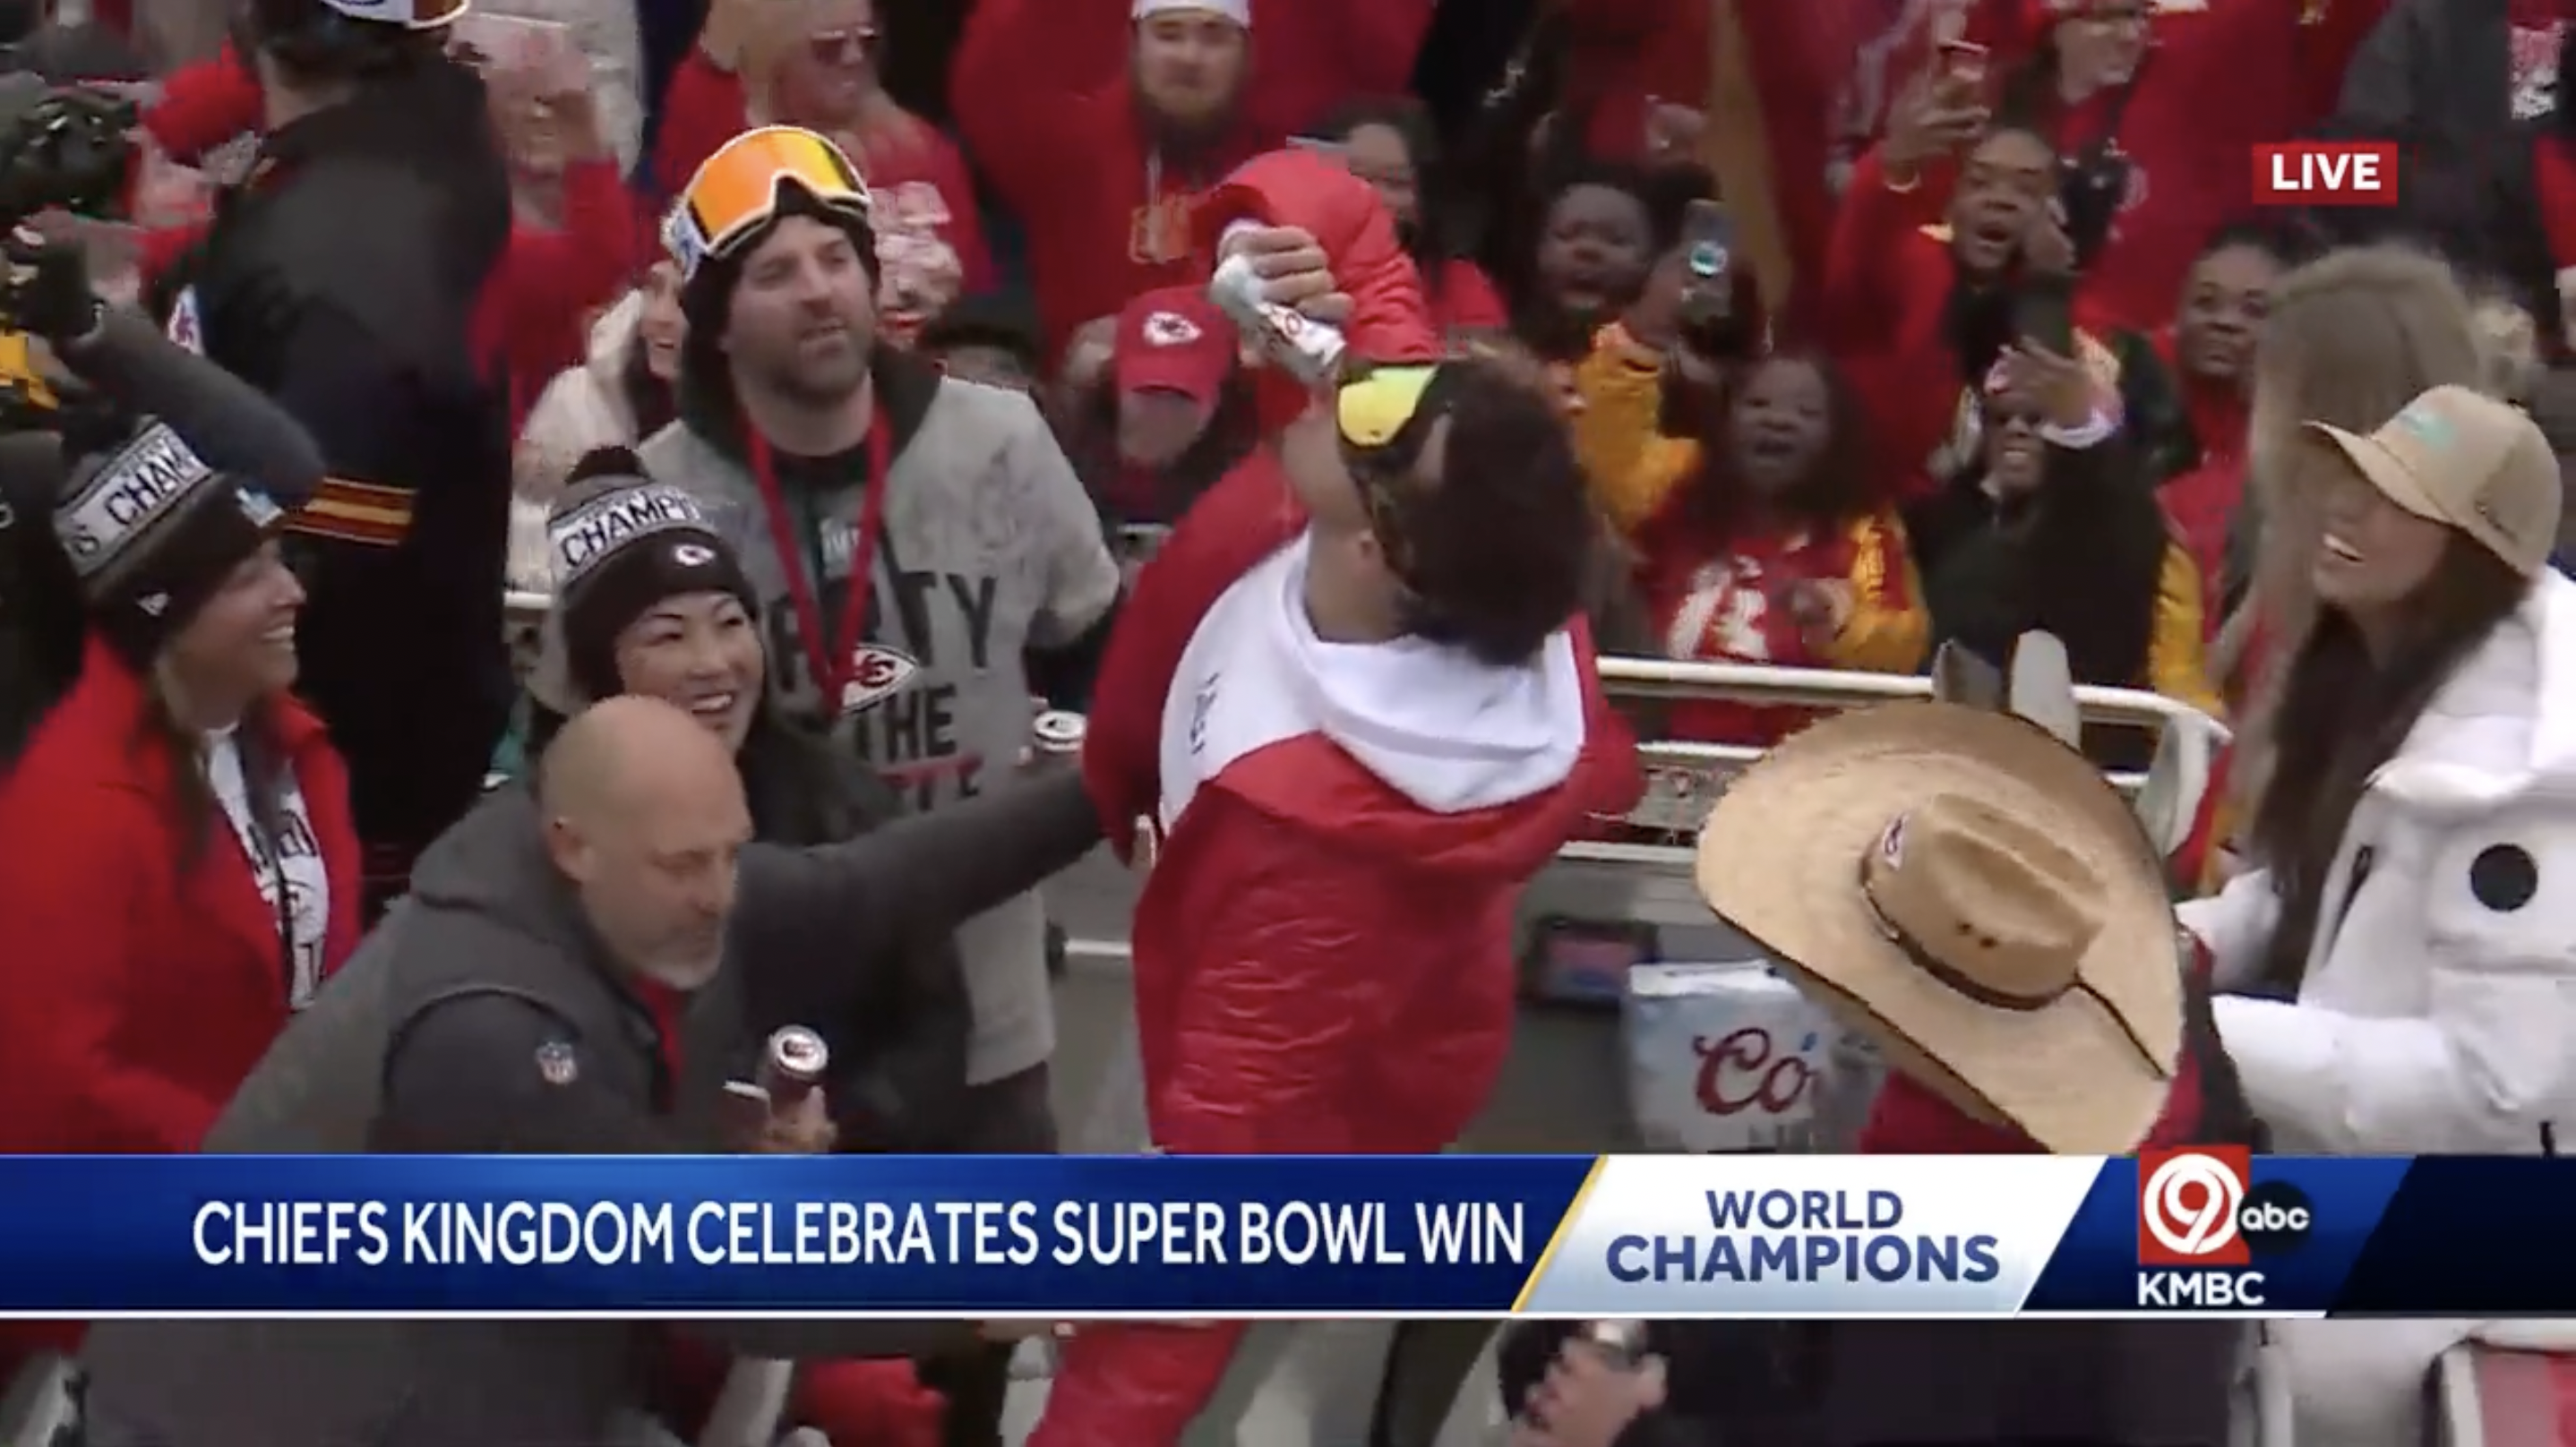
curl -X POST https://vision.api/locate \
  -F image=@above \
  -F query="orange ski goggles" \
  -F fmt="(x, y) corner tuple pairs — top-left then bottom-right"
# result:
(664, 126), (871, 282)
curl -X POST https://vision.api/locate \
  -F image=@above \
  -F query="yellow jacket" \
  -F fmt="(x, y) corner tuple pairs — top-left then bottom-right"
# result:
(1822, 509), (1932, 674)
(2148, 541), (2222, 717)
(1571, 324), (1696, 533)
(1648, 501), (1929, 675)
(0, 333), (56, 410)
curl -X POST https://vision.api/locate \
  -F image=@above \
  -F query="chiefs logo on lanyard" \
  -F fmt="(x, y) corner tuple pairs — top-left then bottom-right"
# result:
(166, 287), (205, 355)
(838, 642), (920, 716)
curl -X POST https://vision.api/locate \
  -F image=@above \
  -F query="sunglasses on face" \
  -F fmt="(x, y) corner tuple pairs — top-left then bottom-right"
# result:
(1332, 364), (1461, 577)
(806, 25), (878, 64)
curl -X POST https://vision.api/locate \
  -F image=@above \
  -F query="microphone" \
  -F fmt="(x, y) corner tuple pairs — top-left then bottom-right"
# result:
(52, 309), (325, 507)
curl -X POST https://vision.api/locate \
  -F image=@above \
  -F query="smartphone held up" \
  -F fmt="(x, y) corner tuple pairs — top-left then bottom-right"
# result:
(1676, 200), (1759, 360)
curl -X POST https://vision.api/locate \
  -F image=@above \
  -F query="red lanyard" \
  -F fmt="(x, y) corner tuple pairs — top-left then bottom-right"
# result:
(746, 421), (896, 708)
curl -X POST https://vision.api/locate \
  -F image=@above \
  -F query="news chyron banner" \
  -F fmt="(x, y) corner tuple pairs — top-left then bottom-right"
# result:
(0, 1154), (2558, 1317)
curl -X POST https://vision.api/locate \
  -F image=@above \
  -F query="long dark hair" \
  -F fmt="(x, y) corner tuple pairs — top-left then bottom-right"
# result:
(620, 338), (677, 441)
(136, 682), (288, 872)
(2245, 538), (2528, 995)
(1310, 97), (1463, 299)
(1670, 352), (1875, 544)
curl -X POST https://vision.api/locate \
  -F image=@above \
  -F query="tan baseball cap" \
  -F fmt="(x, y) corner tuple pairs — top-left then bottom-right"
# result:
(2304, 385), (2563, 578)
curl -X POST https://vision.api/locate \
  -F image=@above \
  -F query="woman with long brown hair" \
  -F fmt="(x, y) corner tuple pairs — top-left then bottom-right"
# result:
(0, 421), (360, 1375)
(2211, 247), (2486, 826)
(2184, 385), (2576, 1447)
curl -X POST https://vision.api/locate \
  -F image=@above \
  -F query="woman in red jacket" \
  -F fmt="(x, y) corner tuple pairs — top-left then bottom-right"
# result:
(2155, 223), (2300, 629)
(1631, 352), (1930, 746)
(1836, 0), (2378, 337)
(0, 423), (361, 1369)
(651, 0), (992, 333)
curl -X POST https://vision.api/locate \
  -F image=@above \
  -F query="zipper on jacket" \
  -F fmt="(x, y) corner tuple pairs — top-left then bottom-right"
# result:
(2320, 844), (2375, 958)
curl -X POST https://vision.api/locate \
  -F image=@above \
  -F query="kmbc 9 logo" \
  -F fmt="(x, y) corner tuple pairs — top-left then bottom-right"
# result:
(2136, 1147), (2314, 1266)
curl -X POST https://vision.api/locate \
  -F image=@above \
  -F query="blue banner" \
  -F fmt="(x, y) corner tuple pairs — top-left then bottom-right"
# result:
(6, 1153), (2575, 1317)
(0, 1156), (1591, 1314)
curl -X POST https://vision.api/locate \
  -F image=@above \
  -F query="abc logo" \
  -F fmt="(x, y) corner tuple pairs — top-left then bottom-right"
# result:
(2141, 1150), (2314, 1263)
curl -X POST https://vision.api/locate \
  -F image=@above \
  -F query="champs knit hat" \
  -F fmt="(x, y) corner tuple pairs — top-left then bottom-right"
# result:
(2304, 385), (2564, 578)
(528, 448), (760, 712)
(53, 419), (287, 667)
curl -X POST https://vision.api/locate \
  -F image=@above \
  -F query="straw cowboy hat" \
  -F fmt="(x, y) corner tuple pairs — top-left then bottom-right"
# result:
(1695, 701), (2185, 1153)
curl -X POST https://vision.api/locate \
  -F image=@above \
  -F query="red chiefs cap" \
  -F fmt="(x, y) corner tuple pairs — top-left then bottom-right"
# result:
(1114, 287), (1238, 404)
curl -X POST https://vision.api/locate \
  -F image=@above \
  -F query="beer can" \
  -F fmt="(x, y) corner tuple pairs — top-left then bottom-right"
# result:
(1207, 253), (1346, 388)
(1031, 710), (1086, 757)
(1577, 1320), (1652, 1370)
(760, 1026), (829, 1105)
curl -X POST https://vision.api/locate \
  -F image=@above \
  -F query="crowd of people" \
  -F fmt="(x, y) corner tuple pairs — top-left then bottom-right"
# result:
(0, 0), (2572, 1443)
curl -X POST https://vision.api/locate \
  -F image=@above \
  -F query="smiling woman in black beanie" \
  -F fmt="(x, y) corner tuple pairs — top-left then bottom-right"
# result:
(0, 418), (361, 1374)
(524, 445), (973, 1149)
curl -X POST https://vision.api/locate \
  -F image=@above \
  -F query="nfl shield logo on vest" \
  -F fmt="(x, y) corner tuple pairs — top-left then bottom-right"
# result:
(535, 1041), (580, 1086)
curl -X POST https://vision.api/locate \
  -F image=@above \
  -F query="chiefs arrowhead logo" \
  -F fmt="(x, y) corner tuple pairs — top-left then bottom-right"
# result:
(1142, 311), (1202, 347)
(837, 643), (920, 716)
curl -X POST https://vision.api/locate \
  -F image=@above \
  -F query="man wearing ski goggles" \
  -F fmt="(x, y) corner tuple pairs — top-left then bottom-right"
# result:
(664, 124), (872, 285)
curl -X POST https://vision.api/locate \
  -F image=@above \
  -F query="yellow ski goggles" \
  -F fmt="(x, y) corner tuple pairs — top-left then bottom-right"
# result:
(664, 126), (871, 282)
(1335, 363), (1452, 466)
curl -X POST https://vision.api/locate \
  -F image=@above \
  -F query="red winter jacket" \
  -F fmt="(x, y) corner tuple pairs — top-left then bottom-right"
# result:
(0, 640), (362, 1363)
(2151, 330), (2250, 635)
(1429, 257), (1511, 334)
(1043, 155), (1641, 1447)
(1832, 0), (2379, 337)
(142, 45), (261, 164)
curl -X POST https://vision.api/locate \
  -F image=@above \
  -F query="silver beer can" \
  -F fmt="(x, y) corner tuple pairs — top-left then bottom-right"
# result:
(760, 1026), (829, 1105)
(1032, 710), (1087, 757)
(1207, 252), (1346, 387)
(1577, 1319), (1652, 1370)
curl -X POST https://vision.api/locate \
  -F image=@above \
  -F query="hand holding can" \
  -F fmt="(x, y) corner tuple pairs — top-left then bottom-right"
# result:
(1207, 225), (1349, 387)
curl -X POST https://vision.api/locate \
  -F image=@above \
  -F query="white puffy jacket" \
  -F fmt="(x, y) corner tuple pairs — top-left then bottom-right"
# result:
(2182, 569), (2576, 1447)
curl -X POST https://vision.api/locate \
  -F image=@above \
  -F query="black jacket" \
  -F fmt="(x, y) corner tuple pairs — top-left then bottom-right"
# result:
(151, 54), (516, 863)
(1909, 437), (2169, 692)
(76, 775), (1101, 1447)
(734, 713), (974, 1150)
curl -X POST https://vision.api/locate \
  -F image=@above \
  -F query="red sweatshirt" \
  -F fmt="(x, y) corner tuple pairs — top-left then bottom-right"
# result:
(650, 55), (994, 298)
(142, 45), (261, 164)
(951, 0), (1260, 355)
(2151, 330), (2248, 635)
(951, 0), (1433, 354)
(1561, 0), (1713, 162)
(1429, 258), (1508, 333)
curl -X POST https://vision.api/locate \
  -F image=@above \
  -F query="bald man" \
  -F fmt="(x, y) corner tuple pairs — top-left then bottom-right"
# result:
(78, 695), (1103, 1447)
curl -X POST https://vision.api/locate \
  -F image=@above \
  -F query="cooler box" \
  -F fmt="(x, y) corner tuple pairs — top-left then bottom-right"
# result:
(1620, 962), (1881, 1153)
